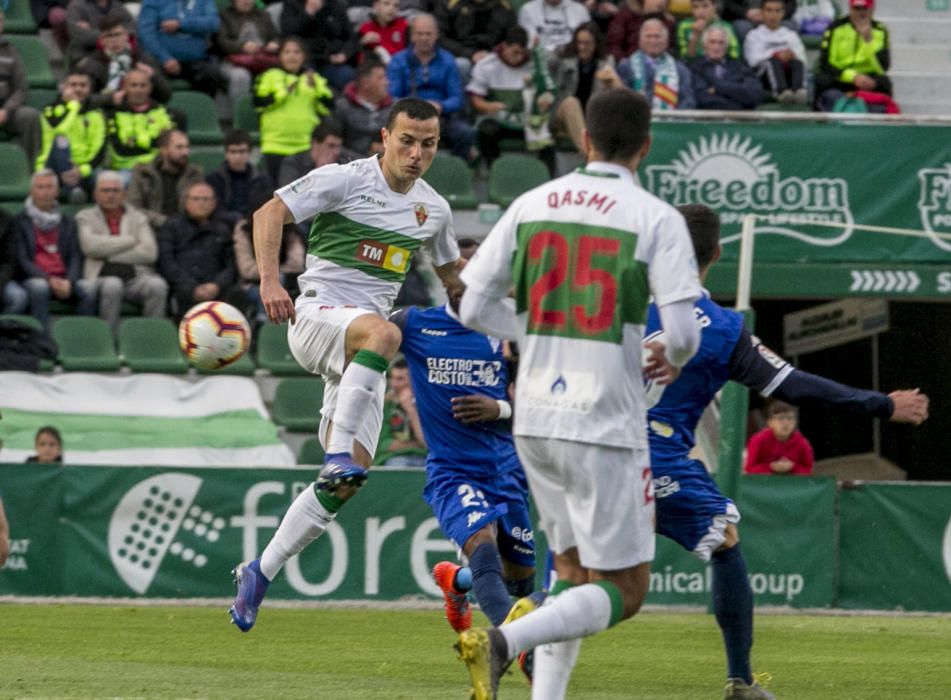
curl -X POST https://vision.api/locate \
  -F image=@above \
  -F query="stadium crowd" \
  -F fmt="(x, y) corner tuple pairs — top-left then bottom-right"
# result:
(0, 0), (895, 332)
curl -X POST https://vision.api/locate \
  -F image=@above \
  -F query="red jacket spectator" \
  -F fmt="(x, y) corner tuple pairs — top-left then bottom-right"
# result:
(744, 427), (815, 476)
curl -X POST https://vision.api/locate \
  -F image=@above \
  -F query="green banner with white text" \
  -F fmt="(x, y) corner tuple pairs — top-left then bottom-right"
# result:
(1, 466), (949, 611)
(644, 122), (951, 264)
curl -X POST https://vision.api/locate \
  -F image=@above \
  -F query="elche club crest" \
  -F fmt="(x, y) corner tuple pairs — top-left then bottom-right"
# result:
(917, 163), (951, 253)
(645, 134), (853, 248)
(414, 202), (429, 226)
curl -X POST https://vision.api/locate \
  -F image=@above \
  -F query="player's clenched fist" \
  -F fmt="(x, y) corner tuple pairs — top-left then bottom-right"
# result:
(887, 389), (929, 425)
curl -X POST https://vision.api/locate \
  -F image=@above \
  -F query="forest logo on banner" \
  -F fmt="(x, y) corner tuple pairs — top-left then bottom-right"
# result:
(645, 134), (853, 247)
(917, 164), (951, 252)
(108, 474), (226, 594)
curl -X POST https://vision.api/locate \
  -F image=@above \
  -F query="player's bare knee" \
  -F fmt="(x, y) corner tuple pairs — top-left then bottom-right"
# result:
(720, 523), (740, 550)
(462, 526), (496, 557)
(375, 321), (403, 358)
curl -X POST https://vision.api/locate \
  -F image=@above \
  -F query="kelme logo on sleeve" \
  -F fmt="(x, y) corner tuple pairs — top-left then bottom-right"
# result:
(646, 134), (853, 247)
(356, 239), (411, 273)
(108, 474), (226, 594)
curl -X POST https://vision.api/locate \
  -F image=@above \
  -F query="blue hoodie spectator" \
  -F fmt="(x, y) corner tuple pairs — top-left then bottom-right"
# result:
(138, 0), (220, 65)
(387, 47), (464, 116)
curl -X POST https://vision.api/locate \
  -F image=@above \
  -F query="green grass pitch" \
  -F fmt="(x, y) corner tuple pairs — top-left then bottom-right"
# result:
(2, 604), (949, 698)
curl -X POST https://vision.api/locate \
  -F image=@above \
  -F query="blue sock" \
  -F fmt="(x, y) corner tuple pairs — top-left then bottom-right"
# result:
(469, 542), (513, 627)
(712, 544), (753, 684)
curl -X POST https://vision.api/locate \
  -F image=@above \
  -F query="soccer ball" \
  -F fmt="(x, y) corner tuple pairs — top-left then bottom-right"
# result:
(178, 301), (251, 370)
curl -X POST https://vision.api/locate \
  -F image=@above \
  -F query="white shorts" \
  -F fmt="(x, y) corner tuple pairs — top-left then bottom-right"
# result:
(515, 436), (655, 571)
(287, 303), (385, 458)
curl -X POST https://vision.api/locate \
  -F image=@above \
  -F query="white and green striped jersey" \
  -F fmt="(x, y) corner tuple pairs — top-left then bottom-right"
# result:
(277, 156), (459, 316)
(461, 162), (701, 449)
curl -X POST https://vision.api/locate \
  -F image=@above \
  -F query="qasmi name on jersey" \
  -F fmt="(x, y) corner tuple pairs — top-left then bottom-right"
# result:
(426, 357), (502, 387)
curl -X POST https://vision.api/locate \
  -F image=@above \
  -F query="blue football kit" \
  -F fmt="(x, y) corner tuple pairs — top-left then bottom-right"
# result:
(645, 291), (893, 559)
(392, 304), (535, 567)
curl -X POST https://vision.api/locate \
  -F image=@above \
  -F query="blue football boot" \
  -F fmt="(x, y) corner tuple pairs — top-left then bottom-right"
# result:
(228, 558), (270, 632)
(316, 453), (369, 493)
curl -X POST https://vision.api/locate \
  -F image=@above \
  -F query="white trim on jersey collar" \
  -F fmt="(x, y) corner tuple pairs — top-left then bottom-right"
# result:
(444, 302), (460, 322)
(583, 161), (636, 183)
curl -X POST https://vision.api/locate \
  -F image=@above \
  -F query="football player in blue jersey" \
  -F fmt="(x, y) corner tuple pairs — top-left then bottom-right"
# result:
(390, 239), (538, 639)
(645, 204), (930, 700)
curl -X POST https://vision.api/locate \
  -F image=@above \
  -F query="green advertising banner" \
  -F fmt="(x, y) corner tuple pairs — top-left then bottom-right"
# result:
(1, 465), (456, 601)
(643, 122), (951, 265)
(647, 476), (836, 608)
(838, 483), (951, 612)
(2, 466), (948, 611)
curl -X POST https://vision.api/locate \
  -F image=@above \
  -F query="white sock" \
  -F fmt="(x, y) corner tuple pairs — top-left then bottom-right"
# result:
(326, 360), (385, 455)
(531, 638), (582, 700)
(259, 486), (335, 580)
(500, 583), (613, 659)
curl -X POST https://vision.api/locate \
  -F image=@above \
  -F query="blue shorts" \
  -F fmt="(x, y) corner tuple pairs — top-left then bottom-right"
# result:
(652, 458), (740, 561)
(423, 467), (536, 568)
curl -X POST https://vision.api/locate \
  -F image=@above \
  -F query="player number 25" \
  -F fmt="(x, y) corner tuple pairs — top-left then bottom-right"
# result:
(528, 231), (621, 335)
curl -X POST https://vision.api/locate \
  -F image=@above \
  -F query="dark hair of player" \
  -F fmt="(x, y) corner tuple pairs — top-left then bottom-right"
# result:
(224, 128), (252, 149)
(311, 116), (343, 143)
(677, 203), (721, 269)
(385, 98), (440, 131)
(585, 89), (651, 162)
(390, 357), (409, 370)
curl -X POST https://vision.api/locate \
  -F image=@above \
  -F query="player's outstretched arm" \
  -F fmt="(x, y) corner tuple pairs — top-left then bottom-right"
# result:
(886, 389), (929, 425)
(458, 287), (517, 340)
(433, 259), (464, 299)
(252, 197), (297, 324)
(728, 328), (929, 426)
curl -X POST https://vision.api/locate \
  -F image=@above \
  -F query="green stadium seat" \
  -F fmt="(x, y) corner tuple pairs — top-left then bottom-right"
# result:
(3, 2), (37, 33)
(52, 317), (121, 371)
(118, 318), (189, 373)
(233, 95), (259, 144)
(190, 147), (224, 176)
(196, 350), (256, 376)
(297, 436), (325, 465)
(422, 155), (478, 209)
(0, 143), (32, 201)
(6, 36), (56, 89)
(272, 377), (324, 432)
(256, 322), (309, 376)
(25, 88), (60, 112)
(488, 154), (550, 208)
(168, 79), (192, 92)
(168, 91), (223, 145)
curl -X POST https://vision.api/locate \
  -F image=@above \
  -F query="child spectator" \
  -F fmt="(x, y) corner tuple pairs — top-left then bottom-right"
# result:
(743, 0), (807, 104)
(254, 37), (334, 184)
(359, 0), (408, 65)
(744, 400), (815, 476)
(65, 0), (136, 66)
(25, 426), (64, 464)
(677, 0), (740, 59)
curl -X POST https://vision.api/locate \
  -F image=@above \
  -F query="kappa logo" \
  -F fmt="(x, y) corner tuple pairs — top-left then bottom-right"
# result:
(108, 474), (226, 594)
(645, 134), (854, 247)
(356, 239), (410, 273)
(414, 202), (429, 226)
(917, 164), (951, 253)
